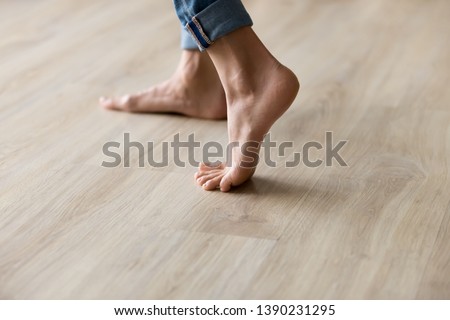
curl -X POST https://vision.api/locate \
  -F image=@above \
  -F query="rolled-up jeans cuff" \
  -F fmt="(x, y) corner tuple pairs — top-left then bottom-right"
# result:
(184, 0), (253, 51)
(181, 28), (199, 50)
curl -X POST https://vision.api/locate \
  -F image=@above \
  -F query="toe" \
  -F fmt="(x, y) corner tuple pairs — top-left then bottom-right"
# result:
(118, 95), (134, 111)
(220, 175), (232, 192)
(197, 172), (222, 186)
(196, 176), (206, 186)
(99, 95), (135, 112)
(203, 175), (223, 191)
(99, 97), (115, 110)
(195, 169), (222, 180)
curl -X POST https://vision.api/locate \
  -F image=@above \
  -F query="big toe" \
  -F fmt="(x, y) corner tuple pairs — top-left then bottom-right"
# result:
(219, 175), (233, 192)
(219, 168), (255, 192)
(99, 97), (115, 109)
(99, 95), (132, 111)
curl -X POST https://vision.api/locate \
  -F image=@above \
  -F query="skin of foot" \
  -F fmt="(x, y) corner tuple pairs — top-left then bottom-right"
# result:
(194, 27), (300, 192)
(99, 50), (227, 120)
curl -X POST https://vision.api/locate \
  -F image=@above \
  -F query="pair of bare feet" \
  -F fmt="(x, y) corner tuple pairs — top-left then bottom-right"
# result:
(100, 27), (300, 192)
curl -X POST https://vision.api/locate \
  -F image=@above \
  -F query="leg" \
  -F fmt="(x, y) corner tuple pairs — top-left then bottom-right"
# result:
(174, 0), (300, 191)
(99, 29), (226, 120)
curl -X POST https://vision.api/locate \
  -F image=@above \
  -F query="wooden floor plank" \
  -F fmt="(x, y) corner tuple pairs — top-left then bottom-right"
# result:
(0, 0), (449, 299)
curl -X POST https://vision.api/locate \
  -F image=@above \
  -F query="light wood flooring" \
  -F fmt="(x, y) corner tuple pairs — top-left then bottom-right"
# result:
(0, 0), (449, 299)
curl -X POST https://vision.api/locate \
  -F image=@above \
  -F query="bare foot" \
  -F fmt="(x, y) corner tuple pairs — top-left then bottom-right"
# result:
(99, 50), (227, 120)
(194, 27), (300, 192)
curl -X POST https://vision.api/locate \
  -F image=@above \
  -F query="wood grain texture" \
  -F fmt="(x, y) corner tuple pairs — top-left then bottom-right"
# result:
(0, 0), (449, 299)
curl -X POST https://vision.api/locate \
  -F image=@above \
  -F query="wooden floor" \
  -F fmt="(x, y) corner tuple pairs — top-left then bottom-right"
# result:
(1, 0), (449, 299)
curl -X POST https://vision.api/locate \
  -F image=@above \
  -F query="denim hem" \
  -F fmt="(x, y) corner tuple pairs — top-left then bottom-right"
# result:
(181, 27), (199, 50)
(186, 17), (212, 51)
(184, 0), (253, 51)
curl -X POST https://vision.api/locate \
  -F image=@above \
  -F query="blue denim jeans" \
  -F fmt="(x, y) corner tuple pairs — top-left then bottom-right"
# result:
(181, 28), (198, 50)
(174, 0), (253, 51)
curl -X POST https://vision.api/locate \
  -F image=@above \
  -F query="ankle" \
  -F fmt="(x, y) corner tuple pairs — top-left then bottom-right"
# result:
(176, 50), (218, 84)
(224, 60), (285, 103)
(176, 50), (201, 78)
